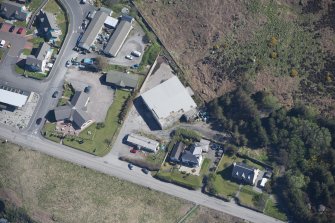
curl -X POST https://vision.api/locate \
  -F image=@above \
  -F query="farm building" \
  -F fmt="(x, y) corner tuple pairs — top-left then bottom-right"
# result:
(105, 71), (138, 90)
(141, 76), (197, 129)
(103, 15), (133, 57)
(126, 133), (159, 153)
(0, 85), (30, 109)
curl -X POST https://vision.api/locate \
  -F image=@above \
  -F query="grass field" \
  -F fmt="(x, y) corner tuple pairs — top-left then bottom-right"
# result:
(0, 143), (242, 223)
(155, 168), (202, 190)
(41, 123), (61, 143)
(63, 90), (131, 156)
(211, 175), (239, 198)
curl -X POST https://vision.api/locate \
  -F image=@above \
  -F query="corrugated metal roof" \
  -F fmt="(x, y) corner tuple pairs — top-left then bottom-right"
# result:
(141, 76), (197, 127)
(78, 11), (108, 50)
(103, 16), (133, 57)
(0, 89), (28, 107)
(127, 133), (159, 152)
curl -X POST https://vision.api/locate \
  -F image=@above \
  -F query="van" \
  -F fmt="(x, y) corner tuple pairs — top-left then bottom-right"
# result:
(131, 50), (141, 57)
(0, 40), (5, 48)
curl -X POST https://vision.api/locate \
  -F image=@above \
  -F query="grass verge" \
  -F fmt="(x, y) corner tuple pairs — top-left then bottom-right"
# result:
(264, 197), (288, 221)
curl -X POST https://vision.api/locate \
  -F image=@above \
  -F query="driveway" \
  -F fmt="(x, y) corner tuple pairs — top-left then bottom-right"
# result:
(65, 69), (114, 122)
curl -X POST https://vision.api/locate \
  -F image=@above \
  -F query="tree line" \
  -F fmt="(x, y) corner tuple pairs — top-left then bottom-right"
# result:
(208, 87), (335, 223)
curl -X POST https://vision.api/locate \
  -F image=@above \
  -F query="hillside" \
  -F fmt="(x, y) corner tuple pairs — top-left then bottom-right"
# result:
(137, 0), (335, 117)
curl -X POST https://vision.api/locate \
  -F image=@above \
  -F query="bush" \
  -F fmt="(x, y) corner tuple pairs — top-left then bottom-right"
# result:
(96, 122), (105, 129)
(172, 128), (202, 141)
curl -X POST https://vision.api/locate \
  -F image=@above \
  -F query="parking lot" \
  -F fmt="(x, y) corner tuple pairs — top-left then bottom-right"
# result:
(65, 69), (114, 122)
(0, 23), (27, 58)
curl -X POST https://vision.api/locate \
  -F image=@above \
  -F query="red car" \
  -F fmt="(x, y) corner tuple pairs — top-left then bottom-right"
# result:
(17, 27), (24, 34)
(130, 149), (137, 153)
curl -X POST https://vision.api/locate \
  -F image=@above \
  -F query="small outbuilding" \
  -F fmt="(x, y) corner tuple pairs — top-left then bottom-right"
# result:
(126, 133), (159, 153)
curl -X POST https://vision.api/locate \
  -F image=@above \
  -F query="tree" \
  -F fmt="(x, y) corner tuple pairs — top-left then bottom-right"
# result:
(95, 56), (109, 71)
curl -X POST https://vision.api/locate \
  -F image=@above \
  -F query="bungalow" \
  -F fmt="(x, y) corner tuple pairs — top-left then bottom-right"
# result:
(105, 71), (138, 90)
(25, 42), (51, 72)
(0, 0), (29, 21)
(231, 162), (260, 185)
(36, 10), (62, 42)
(53, 91), (93, 130)
(126, 133), (159, 153)
(170, 141), (185, 163)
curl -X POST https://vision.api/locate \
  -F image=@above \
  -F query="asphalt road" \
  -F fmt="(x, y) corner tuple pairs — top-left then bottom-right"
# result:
(0, 127), (283, 223)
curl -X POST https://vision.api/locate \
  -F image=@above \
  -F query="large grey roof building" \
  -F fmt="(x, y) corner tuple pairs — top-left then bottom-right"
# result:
(141, 76), (197, 129)
(53, 91), (93, 130)
(106, 71), (138, 89)
(0, 1), (29, 21)
(78, 11), (108, 50)
(26, 42), (51, 72)
(103, 16), (133, 57)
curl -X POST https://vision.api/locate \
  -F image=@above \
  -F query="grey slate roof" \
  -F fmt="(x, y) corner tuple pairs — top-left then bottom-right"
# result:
(0, 0), (28, 21)
(103, 16), (133, 57)
(231, 162), (255, 185)
(78, 11), (108, 50)
(54, 105), (72, 121)
(170, 141), (185, 162)
(180, 151), (198, 166)
(53, 91), (91, 129)
(26, 42), (50, 70)
(37, 10), (59, 32)
(106, 71), (138, 89)
(71, 91), (89, 108)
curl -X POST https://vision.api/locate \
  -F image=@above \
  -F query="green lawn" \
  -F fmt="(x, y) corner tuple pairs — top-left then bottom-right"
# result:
(41, 123), (61, 143)
(211, 175), (239, 198)
(155, 169), (202, 190)
(28, 0), (44, 12)
(238, 147), (270, 163)
(264, 198), (288, 221)
(58, 82), (75, 106)
(145, 149), (167, 166)
(43, 0), (67, 45)
(63, 90), (131, 156)
(22, 48), (31, 56)
(28, 36), (45, 48)
(15, 65), (47, 80)
(200, 158), (211, 175)
(238, 186), (262, 208)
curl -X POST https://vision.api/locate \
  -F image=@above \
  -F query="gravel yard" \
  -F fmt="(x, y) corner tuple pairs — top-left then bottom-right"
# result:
(0, 92), (39, 130)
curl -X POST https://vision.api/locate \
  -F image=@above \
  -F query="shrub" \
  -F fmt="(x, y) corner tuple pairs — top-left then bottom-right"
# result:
(290, 68), (298, 77)
(96, 122), (105, 129)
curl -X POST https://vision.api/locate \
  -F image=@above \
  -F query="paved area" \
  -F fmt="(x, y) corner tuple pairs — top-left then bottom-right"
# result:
(65, 69), (114, 122)
(0, 92), (39, 130)
(179, 160), (203, 176)
(0, 24), (27, 58)
(107, 22), (146, 67)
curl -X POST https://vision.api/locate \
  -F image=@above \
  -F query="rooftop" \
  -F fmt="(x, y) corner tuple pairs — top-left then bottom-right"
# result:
(104, 16), (133, 57)
(78, 11), (108, 50)
(141, 76), (197, 127)
(127, 133), (159, 152)
(106, 71), (138, 89)
(0, 86), (28, 108)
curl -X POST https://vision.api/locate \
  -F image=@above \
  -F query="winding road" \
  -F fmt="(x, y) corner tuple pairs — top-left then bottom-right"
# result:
(0, 1), (284, 223)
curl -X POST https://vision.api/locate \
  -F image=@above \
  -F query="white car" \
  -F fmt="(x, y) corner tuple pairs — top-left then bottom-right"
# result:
(131, 50), (141, 57)
(125, 55), (133, 60)
(0, 40), (5, 48)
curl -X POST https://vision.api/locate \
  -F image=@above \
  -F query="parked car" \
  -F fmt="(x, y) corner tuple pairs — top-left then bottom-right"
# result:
(128, 163), (133, 170)
(125, 55), (133, 60)
(65, 60), (71, 67)
(17, 27), (23, 34)
(142, 168), (149, 174)
(36, 118), (42, 125)
(84, 86), (91, 93)
(0, 40), (5, 48)
(130, 149), (137, 153)
(9, 26), (15, 32)
(131, 50), (141, 57)
(52, 91), (59, 98)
